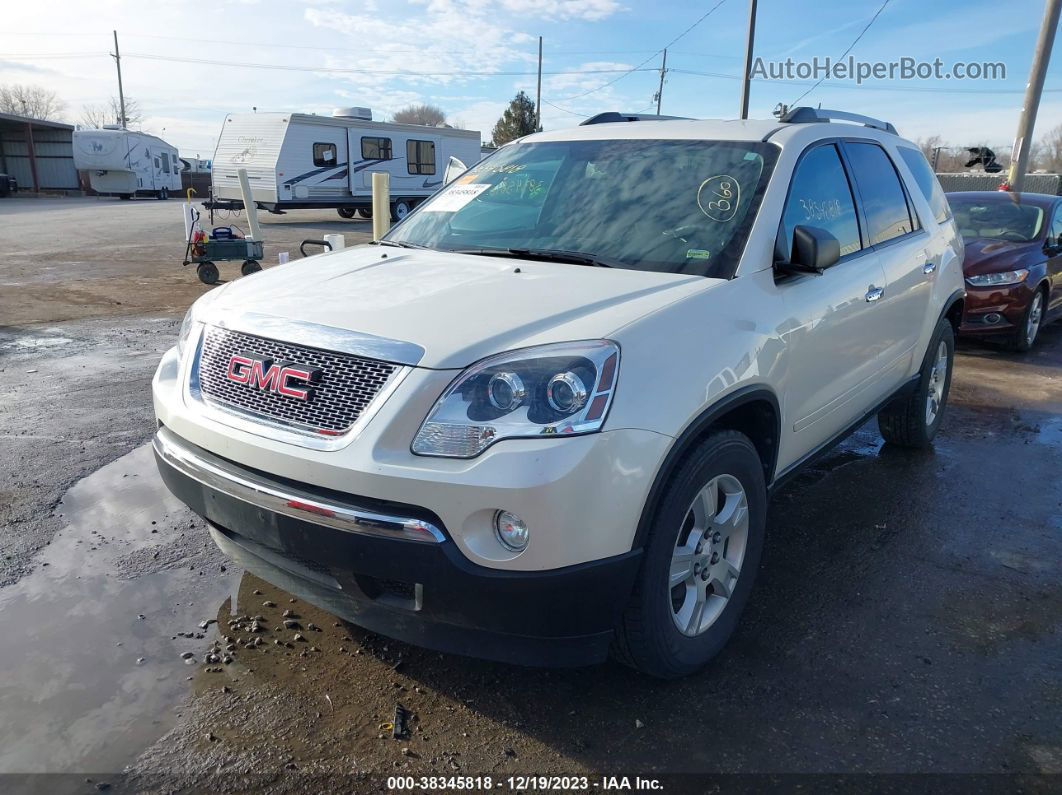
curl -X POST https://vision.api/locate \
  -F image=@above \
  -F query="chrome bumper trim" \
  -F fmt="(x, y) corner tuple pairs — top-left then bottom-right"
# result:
(153, 426), (445, 543)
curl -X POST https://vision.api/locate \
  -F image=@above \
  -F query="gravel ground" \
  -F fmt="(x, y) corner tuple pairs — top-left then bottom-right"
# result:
(1, 197), (1059, 792)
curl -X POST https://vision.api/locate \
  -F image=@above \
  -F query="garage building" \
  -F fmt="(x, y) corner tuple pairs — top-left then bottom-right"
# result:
(0, 111), (80, 193)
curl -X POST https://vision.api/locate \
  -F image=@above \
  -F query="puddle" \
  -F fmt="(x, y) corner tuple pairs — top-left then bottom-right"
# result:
(0, 444), (239, 774)
(1036, 416), (1062, 447)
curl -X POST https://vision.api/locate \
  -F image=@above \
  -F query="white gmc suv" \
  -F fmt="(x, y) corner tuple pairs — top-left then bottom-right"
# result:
(153, 108), (964, 678)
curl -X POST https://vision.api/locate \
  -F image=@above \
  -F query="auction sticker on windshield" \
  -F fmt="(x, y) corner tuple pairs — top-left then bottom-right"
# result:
(423, 183), (489, 212)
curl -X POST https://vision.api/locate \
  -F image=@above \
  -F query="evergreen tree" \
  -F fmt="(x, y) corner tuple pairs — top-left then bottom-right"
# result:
(490, 91), (537, 146)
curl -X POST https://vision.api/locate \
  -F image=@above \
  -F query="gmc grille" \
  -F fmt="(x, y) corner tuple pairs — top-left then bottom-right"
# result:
(196, 325), (399, 435)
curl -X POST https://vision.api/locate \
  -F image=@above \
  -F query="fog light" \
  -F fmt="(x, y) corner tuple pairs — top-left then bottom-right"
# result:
(983, 312), (1002, 325)
(494, 510), (529, 552)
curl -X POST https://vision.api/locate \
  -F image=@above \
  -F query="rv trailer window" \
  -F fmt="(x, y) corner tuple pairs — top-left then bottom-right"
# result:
(361, 137), (392, 160)
(161, 152), (170, 172)
(406, 140), (436, 175)
(313, 142), (337, 167)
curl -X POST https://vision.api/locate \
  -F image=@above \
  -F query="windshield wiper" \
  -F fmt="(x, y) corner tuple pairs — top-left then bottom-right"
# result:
(452, 247), (613, 267)
(372, 239), (429, 249)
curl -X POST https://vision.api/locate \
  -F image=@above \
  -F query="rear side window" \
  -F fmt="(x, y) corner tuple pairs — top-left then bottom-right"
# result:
(407, 140), (436, 175)
(781, 144), (862, 258)
(361, 136), (392, 160)
(313, 142), (337, 167)
(846, 143), (914, 245)
(897, 147), (951, 225)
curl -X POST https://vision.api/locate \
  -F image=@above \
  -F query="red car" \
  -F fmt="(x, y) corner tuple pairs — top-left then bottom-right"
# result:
(948, 191), (1062, 350)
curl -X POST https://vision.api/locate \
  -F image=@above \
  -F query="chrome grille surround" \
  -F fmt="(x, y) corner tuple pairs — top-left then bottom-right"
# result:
(193, 325), (401, 440)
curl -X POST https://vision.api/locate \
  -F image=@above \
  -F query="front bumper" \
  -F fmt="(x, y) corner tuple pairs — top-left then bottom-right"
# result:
(153, 427), (642, 666)
(958, 282), (1035, 336)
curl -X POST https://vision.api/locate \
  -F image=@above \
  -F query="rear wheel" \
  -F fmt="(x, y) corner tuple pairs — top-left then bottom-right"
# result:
(196, 261), (219, 285)
(878, 316), (954, 447)
(613, 430), (766, 678)
(337, 207), (356, 219)
(241, 260), (262, 276)
(390, 199), (412, 222)
(357, 208), (373, 219)
(157, 188), (169, 200)
(1008, 289), (1045, 352)
(118, 193), (132, 201)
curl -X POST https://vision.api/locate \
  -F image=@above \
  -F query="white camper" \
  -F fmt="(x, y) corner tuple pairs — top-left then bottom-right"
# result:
(211, 108), (482, 221)
(73, 127), (182, 199)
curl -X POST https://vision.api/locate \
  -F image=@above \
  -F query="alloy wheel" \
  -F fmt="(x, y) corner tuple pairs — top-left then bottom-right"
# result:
(669, 474), (749, 637)
(1026, 292), (1044, 347)
(925, 340), (949, 426)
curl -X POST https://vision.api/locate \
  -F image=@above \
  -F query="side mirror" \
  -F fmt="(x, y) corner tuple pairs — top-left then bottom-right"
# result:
(443, 156), (468, 186)
(781, 225), (841, 274)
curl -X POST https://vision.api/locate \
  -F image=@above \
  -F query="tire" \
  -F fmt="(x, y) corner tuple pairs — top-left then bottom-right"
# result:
(161, 188), (169, 200)
(337, 207), (356, 219)
(1008, 288), (1045, 352)
(357, 208), (373, 219)
(196, 261), (219, 285)
(613, 430), (767, 679)
(119, 193), (131, 201)
(241, 260), (262, 276)
(877, 317), (954, 448)
(390, 199), (412, 222)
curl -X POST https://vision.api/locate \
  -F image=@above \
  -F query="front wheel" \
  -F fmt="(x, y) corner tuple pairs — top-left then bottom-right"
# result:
(357, 208), (372, 219)
(196, 261), (219, 285)
(240, 260), (262, 276)
(337, 207), (356, 219)
(1008, 289), (1045, 352)
(878, 317), (954, 447)
(613, 430), (767, 678)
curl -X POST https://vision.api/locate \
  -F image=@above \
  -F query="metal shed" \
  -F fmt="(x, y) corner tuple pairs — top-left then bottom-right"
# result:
(0, 111), (80, 193)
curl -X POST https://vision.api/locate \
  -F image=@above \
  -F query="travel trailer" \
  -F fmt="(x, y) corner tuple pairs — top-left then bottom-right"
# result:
(211, 108), (482, 220)
(73, 127), (182, 199)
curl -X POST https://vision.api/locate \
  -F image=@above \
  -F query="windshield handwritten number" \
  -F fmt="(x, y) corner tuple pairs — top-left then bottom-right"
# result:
(698, 175), (741, 222)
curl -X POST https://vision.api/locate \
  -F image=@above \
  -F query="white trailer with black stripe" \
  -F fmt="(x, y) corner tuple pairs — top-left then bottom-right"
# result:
(210, 108), (482, 221)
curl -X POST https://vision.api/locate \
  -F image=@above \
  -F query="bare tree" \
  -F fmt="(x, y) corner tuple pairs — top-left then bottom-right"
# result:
(80, 96), (143, 129)
(0, 84), (65, 120)
(392, 103), (447, 126)
(1037, 123), (1062, 172)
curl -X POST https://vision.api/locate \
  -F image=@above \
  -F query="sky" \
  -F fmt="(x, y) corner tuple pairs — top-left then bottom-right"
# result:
(2, 0), (1060, 159)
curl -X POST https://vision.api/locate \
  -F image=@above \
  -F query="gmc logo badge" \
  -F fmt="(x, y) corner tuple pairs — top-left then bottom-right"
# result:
(226, 354), (322, 401)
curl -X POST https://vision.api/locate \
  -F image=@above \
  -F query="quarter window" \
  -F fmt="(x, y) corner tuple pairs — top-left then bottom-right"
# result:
(313, 142), (337, 167)
(897, 147), (951, 225)
(846, 143), (914, 245)
(407, 139), (436, 175)
(1049, 204), (1062, 246)
(781, 144), (862, 259)
(361, 136), (392, 160)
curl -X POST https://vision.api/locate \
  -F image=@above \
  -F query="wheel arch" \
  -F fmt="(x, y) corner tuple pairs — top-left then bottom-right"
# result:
(631, 385), (780, 551)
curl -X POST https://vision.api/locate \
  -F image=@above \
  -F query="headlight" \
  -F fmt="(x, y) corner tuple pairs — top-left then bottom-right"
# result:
(412, 340), (620, 458)
(966, 269), (1029, 287)
(176, 308), (195, 358)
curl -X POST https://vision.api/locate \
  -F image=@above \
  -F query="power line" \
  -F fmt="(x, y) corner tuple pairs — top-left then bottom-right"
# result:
(114, 52), (660, 78)
(788, 0), (892, 106)
(556, 0), (730, 102)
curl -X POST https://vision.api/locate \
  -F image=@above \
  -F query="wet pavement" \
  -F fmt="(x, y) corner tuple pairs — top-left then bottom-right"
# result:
(0, 313), (1059, 788)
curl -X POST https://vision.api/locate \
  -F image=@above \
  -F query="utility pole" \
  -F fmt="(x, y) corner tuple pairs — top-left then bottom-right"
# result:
(655, 49), (668, 115)
(536, 36), (543, 132)
(1007, 0), (1061, 192)
(739, 0), (758, 119)
(112, 30), (127, 129)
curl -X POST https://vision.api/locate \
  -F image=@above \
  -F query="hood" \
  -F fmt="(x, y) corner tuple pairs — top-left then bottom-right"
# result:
(961, 238), (1044, 277)
(204, 246), (715, 369)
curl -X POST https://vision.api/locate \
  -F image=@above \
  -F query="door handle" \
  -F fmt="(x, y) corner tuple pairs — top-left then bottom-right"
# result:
(865, 287), (884, 303)
(923, 261), (937, 274)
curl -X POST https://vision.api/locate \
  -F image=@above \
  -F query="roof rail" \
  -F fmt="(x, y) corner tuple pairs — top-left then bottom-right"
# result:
(779, 106), (897, 135)
(580, 112), (691, 126)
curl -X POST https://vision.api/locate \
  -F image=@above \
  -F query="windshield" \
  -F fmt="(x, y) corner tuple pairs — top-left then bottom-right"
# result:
(948, 196), (1044, 242)
(386, 138), (779, 278)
